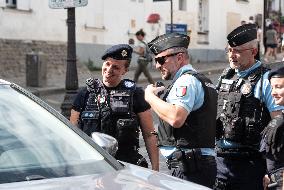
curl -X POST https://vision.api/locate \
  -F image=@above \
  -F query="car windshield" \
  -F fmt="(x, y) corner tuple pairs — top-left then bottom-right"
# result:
(0, 85), (115, 184)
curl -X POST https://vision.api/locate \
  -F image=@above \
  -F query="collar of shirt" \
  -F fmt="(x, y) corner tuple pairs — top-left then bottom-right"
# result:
(173, 64), (196, 81)
(236, 60), (262, 78)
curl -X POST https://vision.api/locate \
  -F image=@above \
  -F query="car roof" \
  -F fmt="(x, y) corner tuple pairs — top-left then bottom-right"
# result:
(0, 79), (11, 85)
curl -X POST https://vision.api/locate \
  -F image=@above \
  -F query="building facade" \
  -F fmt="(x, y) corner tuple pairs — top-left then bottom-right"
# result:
(0, 0), (264, 70)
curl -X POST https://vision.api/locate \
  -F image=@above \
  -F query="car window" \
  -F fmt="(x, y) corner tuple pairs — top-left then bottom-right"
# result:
(0, 86), (115, 183)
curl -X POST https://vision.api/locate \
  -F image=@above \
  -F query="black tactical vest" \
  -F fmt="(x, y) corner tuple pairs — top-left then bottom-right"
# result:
(80, 78), (140, 154)
(216, 66), (271, 151)
(158, 70), (217, 148)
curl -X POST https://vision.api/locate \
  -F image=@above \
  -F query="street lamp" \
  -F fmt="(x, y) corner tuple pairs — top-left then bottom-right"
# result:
(60, 7), (78, 119)
(153, 0), (173, 33)
(49, 0), (88, 119)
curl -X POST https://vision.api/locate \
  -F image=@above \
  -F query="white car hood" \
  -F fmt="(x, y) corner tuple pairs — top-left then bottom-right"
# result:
(0, 163), (209, 190)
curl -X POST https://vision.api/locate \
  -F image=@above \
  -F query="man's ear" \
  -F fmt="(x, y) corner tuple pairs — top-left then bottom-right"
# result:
(252, 48), (258, 56)
(122, 68), (129, 75)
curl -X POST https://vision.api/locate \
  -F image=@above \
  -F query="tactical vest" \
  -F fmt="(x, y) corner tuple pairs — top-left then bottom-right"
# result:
(216, 66), (271, 151)
(80, 78), (140, 155)
(158, 70), (217, 148)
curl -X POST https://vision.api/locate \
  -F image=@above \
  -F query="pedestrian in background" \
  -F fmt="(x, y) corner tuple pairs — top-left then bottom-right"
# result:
(256, 23), (262, 61)
(70, 44), (159, 171)
(248, 16), (262, 61)
(133, 29), (155, 84)
(264, 24), (278, 62)
(214, 23), (284, 190)
(145, 33), (217, 188)
(261, 67), (284, 190)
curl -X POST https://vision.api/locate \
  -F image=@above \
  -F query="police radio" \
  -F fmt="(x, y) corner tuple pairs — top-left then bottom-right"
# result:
(155, 81), (165, 97)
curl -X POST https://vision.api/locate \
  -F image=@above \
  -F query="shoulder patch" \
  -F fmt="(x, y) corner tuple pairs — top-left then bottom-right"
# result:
(176, 86), (187, 97)
(123, 79), (136, 89)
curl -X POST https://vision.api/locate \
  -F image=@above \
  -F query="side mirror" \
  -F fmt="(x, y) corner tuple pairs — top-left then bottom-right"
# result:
(91, 132), (118, 156)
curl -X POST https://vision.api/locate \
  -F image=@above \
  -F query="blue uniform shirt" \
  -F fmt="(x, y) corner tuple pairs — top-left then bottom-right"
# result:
(166, 64), (204, 112)
(236, 61), (284, 112)
(218, 61), (284, 149)
(160, 64), (215, 157)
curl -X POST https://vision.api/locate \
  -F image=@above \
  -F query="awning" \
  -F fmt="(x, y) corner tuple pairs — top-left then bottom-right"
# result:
(147, 13), (160, 24)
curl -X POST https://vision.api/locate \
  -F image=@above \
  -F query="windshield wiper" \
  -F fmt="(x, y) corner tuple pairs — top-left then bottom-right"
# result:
(25, 175), (47, 181)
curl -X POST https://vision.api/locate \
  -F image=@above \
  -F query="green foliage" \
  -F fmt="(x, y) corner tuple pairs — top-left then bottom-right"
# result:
(281, 16), (284, 24)
(84, 58), (101, 71)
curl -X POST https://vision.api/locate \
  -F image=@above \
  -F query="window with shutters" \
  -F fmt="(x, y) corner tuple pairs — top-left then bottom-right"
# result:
(0, 0), (31, 11)
(197, 0), (209, 44)
(179, 0), (186, 11)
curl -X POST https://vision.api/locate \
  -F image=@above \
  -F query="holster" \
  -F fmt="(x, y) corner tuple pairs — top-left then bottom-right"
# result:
(167, 149), (201, 174)
(268, 167), (284, 189)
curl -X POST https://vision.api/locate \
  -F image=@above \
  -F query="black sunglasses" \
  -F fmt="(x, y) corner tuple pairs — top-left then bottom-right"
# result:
(155, 52), (183, 65)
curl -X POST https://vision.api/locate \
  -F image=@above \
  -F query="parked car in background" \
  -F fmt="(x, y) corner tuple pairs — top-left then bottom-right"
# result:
(0, 79), (209, 190)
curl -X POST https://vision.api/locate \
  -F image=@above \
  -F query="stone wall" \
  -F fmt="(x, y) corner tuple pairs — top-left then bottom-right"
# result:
(0, 39), (88, 80)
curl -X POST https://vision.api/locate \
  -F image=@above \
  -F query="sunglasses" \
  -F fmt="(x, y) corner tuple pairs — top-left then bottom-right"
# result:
(155, 52), (183, 65)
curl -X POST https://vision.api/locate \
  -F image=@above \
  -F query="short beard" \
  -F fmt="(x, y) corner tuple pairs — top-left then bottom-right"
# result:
(162, 72), (172, 80)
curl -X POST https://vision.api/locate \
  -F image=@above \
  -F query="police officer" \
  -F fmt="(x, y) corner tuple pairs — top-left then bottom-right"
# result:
(261, 67), (284, 190)
(214, 24), (284, 190)
(70, 44), (159, 171)
(144, 33), (217, 188)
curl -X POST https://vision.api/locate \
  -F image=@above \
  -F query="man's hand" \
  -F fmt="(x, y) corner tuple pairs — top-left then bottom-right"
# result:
(263, 174), (270, 190)
(145, 84), (165, 101)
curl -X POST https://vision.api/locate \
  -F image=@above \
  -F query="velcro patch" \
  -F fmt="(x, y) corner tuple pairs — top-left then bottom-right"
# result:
(81, 111), (99, 120)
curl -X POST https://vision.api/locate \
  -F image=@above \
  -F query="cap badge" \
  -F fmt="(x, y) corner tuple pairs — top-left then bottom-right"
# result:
(121, 49), (127, 57)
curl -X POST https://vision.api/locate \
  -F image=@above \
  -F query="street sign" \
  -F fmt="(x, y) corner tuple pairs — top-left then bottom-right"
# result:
(49, 0), (88, 9)
(166, 24), (187, 35)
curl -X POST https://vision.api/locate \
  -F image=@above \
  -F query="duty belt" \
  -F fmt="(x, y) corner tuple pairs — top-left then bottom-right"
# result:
(216, 147), (262, 159)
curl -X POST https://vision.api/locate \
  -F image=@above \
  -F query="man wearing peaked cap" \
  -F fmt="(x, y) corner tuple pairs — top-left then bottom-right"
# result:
(70, 44), (159, 171)
(214, 24), (284, 190)
(101, 44), (132, 61)
(145, 33), (218, 188)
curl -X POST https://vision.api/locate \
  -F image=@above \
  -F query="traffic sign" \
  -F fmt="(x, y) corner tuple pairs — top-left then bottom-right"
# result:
(166, 24), (187, 35)
(49, 0), (88, 9)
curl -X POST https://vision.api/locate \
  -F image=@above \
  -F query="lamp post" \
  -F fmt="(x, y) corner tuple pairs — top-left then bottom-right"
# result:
(153, 0), (173, 33)
(60, 7), (78, 119)
(279, 0), (282, 39)
(49, 0), (88, 119)
(170, 0), (173, 32)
